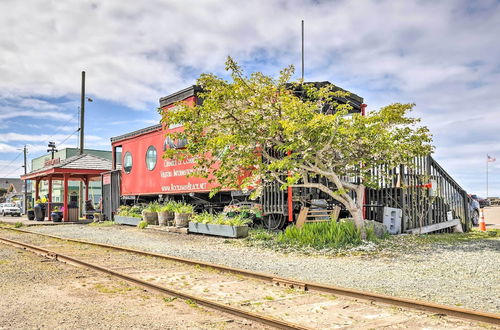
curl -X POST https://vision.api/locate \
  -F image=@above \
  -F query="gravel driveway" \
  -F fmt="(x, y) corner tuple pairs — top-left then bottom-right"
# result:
(25, 224), (500, 314)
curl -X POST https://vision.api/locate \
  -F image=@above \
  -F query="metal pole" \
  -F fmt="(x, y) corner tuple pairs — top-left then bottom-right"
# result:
(301, 20), (304, 82)
(23, 145), (27, 214)
(80, 71), (85, 155)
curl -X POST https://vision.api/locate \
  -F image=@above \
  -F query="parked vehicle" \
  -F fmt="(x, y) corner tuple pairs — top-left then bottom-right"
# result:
(468, 196), (480, 226)
(0, 203), (22, 217)
(470, 195), (490, 208)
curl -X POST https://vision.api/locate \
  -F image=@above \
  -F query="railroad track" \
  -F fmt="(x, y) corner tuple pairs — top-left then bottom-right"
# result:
(0, 226), (498, 328)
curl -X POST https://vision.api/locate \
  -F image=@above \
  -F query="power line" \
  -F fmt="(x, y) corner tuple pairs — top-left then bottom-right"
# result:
(0, 151), (23, 176)
(57, 128), (80, 146)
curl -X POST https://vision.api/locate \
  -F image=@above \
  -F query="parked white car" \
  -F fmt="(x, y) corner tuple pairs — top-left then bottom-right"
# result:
(0, 203), (21, 216)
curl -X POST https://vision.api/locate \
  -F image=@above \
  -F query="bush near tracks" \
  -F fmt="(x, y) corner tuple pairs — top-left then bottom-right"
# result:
(276, 220), (379, 249)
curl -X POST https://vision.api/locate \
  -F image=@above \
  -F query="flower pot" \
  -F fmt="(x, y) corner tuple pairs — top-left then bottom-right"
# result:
(51, 211), (63, 222)
(34, 204), (45, 221)
(188, 223), (249, 238)
(27, 210), (35, 221)
(174, 212), (192, 227)
(114, 215), (141, 226)
(157, 211), (174, 226)
(142, 210), (158, 225)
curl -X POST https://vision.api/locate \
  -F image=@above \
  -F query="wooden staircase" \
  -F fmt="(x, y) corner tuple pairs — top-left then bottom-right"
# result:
(296, 206), (341, 228)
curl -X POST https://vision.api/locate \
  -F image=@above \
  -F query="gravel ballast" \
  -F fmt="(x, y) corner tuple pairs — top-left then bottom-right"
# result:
(26, 224), (500, 314)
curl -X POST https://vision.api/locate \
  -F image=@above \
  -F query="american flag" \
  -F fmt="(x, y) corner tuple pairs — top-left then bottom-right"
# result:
(487, 154), (496, 162)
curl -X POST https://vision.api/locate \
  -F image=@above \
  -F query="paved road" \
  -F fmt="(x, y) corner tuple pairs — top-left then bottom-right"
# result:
(483, 206), (500, 229)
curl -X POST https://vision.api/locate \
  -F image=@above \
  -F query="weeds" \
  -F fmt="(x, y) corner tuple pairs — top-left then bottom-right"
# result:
(137, 221), (148, 229)
(163, 297), (177, 303)
(14, 222), (23, 228)
(88, 221), (115, 227)
(277, 220), (377, 249)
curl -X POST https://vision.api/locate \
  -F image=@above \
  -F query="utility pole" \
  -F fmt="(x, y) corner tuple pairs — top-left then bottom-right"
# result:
(80, 71), (85, 155)
(23, 145), (27, 214)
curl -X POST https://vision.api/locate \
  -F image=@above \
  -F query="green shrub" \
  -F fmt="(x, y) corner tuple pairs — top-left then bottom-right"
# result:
(191, 212), (252, 226)
(277, 220), (373, 249)
(174, 203), (194, 214)
(137, 221), (148, 229)
(144, 201), (161, 212)
(160, 201), (178, 212)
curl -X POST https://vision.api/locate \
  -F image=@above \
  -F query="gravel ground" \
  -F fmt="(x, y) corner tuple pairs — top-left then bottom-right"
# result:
(25, 224), (500, 314)
(0, 243), (265, 330)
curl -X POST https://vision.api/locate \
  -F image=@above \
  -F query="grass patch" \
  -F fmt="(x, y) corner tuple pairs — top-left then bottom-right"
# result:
(276, 220), (378, 250)
(14, 222), (23, 228)
(185, 299), (198, 308)
(137, 221), (148, 229)
(94, 282), (137, 294)
(88, 221), (115, 227)
(163, 297), (177, 303)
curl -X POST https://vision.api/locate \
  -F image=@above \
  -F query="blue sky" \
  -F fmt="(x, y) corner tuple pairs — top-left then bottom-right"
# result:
(1, 0), (499, 196)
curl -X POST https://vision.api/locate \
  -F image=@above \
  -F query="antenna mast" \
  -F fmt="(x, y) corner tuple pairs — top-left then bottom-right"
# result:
(301, 20), (304, 81)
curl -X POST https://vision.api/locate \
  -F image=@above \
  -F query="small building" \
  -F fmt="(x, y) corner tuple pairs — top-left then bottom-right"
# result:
(21, 153), (112, 221)
(29, 148), (112, 209)
(0, 178), (31, 212)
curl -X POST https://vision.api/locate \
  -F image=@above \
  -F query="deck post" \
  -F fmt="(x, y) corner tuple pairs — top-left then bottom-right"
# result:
(84, 176), (89, 202)
(47, 176), (53, 221)
(35, 179), (40, 201)
(63, 174), (69, 222)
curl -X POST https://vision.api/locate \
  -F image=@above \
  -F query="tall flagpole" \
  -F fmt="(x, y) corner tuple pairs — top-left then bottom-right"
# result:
(486, 154), (489, 198)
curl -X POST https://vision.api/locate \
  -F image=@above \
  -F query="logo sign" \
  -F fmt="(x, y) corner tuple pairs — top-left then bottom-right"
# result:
(44, 157), (60, 167)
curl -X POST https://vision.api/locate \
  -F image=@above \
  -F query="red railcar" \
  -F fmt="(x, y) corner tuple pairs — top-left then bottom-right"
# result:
(105, 84), (365, 228)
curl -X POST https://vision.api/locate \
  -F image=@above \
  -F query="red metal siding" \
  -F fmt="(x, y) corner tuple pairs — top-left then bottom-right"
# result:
(112, 96), (222, 196)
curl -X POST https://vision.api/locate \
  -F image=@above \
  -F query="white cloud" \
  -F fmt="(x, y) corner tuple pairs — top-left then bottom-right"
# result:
(0, 0), (499, 194)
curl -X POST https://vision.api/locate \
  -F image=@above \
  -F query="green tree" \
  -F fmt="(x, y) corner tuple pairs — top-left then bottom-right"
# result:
(160, 57), (433, 232)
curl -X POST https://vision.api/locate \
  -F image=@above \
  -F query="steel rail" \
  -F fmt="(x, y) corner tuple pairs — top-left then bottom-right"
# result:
(1, 226), (499, 326)
(0, 235), (309, 330)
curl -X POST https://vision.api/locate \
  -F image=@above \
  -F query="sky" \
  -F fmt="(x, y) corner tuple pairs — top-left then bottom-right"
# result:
(0, 0), (499, 196)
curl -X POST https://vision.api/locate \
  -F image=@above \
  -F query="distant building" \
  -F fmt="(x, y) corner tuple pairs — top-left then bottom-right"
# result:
(29, 148), (112, 208)
(0, 178), (31, 212)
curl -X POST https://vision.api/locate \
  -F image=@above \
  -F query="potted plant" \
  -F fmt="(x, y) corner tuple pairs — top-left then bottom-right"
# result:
(34, 199), (45, 221)
(51, 206), (63, 222)
(114, 205), (143, 226)
(174, 203), (194, 227)
(142, 202), (160, 225)
(189, 213), (251, 238)
(157, 201), (177, 226)
(27, 208), (35, 220)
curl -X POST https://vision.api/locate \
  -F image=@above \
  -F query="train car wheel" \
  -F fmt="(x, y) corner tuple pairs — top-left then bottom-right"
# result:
(264, 213), (285, 231)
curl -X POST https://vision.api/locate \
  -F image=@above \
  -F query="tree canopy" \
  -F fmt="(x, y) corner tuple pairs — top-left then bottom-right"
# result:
(160, 57), (433, 229)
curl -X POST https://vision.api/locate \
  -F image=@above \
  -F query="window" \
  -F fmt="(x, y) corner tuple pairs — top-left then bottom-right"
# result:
(123, 151), (133, 173)
(145, 146), (157, 170)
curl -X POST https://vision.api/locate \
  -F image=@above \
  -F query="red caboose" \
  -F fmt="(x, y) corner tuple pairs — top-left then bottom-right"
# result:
(103, 83), (365, 228)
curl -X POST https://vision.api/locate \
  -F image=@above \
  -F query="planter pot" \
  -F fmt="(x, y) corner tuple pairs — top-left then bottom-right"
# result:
(34, 204), (45, 221)
(51, 211), (63, 222)
(188, 223), (249, 238)
(174, 212), (192, 227)
(157, 211), (174, 226)
(114, 215), (142, 226)
(27, 210), (35, 221)
(142, 210), (158, 225)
